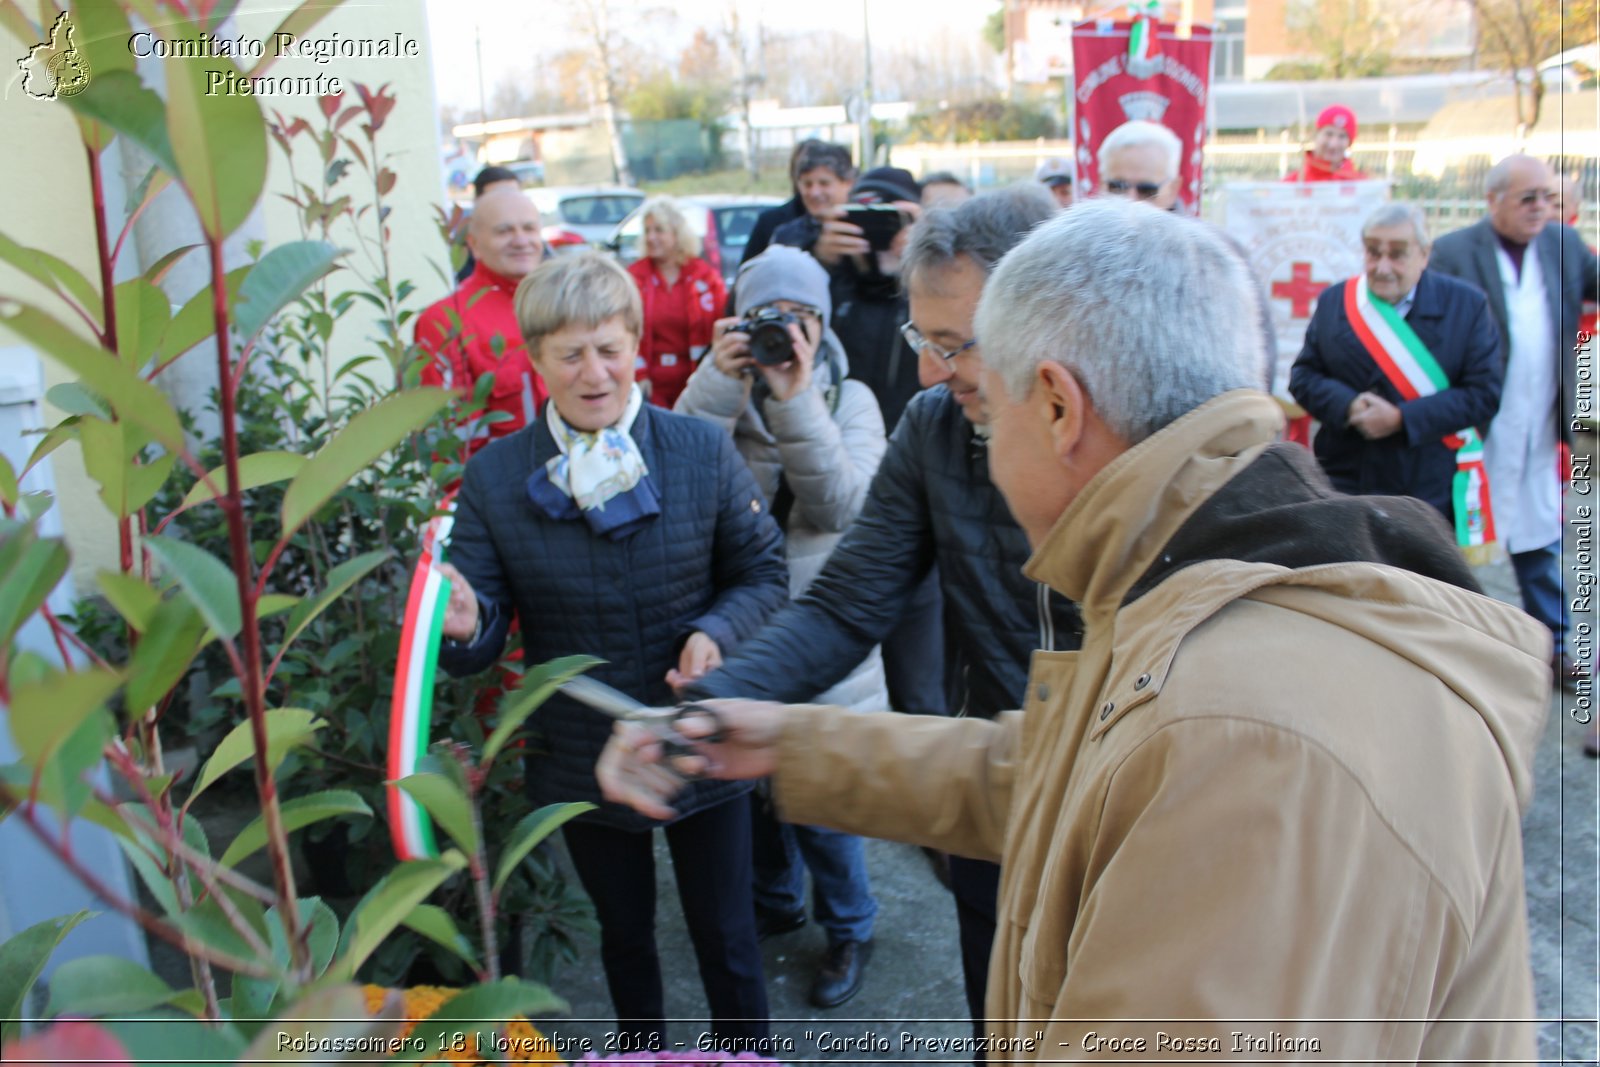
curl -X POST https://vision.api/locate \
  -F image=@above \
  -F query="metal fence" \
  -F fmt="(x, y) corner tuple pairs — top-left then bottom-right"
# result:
(891, 135), (1600, 245)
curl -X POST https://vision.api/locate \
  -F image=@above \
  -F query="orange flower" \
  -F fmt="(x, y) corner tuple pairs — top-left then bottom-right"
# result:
(361, 985), (563, 1066)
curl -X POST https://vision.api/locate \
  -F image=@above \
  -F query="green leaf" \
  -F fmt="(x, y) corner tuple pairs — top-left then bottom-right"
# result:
(45, 955), (174, 1017)
(269, 897), (341, 979)
(125, 453), (176, 515)
(171, 887), (270, 964)
(102, 1011), (244, 1066)
(393, 773), (478, 856)
(277, 549), (388, 656)
(329, 852), (465, 980)
(246, 0), (348, 77)
(164, 53), (267, 239)
(2, 712), (113, 820)
(23, 418), (81, 478)
(63, 69), (179, 177)
(0, 230), (99, 317)
(0, 912), (93, 1042)
(241, 984), (403, 1063)
(219, 789), (372, 868)
(180, 450), (307, 510)
(493, 802), (596, 894)
(0, 302), (183, 449)
(280, 389), (456, 536)
(96, 570), (161, 632)
(483, 655), (602, 764)
(157, 264), (250, 369)
(44, 382), (109, 419)
(125, 596), (206, 713)
(141, 238), (194, 286)
(145, 534), (241, 639)
(257, 593), (298, 619)
(113, 277), (171, 366)
(7, 666), (120, 767)
(0, 523), (69, 652)
(401, 979), (568, 1058)
(186, 708), (325, 808)
(0, 455), (16, 508)
(76, 417), (128, 518)
(233, 241), (342, 342)
(400, 903), (479, 971)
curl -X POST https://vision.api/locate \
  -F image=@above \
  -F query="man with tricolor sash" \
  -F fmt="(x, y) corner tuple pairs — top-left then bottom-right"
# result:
(1290, 203), (1503, 560)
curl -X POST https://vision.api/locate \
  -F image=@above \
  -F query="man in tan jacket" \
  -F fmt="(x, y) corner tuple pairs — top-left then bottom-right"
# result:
(599, 200), (1549, 1061)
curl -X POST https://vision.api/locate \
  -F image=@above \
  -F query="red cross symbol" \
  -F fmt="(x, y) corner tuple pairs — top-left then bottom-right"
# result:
(1272, 262), (1329, 319)
(1267, 262), (1331, 319)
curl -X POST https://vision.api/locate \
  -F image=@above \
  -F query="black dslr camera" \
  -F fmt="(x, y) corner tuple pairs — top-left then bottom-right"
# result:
(731, 307), (800, 366)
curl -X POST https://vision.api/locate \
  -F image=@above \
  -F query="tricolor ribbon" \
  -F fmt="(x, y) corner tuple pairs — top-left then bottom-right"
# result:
(1127, 0), (1162, 63)
(1344, 275), (1497, 560)
(387, 498), (456, 861)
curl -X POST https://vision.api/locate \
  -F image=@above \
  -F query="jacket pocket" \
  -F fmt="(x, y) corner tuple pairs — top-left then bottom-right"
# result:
(1016, 916), (1067, 1010)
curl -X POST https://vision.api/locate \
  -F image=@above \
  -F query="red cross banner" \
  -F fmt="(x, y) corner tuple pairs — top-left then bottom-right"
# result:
(1070, 18), (1213, 215)
(1220, 180), (1391, 400)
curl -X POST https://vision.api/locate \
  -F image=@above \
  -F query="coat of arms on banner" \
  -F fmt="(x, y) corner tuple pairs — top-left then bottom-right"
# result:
(1220, 181), (1391, 398)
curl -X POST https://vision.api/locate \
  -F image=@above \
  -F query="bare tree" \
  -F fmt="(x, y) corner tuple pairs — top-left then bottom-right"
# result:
(571, 0), (635, 185)
(723, 1), (766, 178)
(1462, 0), (1598, 134)
(1285, 0), (1417, 78)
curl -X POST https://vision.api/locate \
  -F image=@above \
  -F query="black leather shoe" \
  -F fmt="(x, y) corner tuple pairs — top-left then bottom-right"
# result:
(809, 939), (872, 1008)
(1553, 652), (1583, 692)
(755, 907), (806, 942)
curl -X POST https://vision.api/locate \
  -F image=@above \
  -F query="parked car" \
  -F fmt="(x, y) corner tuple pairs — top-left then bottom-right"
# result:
(528, 185), (646, 254)
(505, 159), (545, 186)
(606, 195), (782, 287)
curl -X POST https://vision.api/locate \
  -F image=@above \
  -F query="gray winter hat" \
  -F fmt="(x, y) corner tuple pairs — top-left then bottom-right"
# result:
(734, 245), (832, 333)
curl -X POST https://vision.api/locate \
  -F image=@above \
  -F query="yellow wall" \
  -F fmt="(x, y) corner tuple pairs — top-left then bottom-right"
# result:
(0, 1), (445, 584)
(0, 13), (117, 581)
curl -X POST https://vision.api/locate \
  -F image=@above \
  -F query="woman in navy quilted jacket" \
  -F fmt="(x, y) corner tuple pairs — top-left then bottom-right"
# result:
(434, 253), (789, 1048)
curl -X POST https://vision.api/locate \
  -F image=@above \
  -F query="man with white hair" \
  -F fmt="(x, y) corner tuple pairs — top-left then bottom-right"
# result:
(1289, 202), (1503, 532)
(599, 200), (1548, 1061)
(1096, 119), (1183, 211)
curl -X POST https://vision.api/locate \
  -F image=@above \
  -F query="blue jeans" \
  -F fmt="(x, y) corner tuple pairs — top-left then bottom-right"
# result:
(750, 790), (877, 945)
(1511, 541), (1567, 656)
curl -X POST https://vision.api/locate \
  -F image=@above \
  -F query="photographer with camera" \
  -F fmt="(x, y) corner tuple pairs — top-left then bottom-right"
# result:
(675, 245), (889, 1008)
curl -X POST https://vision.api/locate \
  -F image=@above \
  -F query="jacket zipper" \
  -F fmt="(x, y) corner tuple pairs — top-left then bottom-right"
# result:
(1037, 582), (1056, 651)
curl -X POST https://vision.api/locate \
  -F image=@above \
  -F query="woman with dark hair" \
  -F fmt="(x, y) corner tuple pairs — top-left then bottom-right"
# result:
(435, 252), (788, 1048)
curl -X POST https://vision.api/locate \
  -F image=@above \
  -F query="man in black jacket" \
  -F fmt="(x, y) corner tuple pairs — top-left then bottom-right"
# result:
(688, 184), (1083, 1044)
(1289, 203), (1503, 526)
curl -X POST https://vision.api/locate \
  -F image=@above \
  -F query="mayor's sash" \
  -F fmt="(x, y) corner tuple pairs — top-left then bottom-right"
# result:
(1343, 275), (1496, 562)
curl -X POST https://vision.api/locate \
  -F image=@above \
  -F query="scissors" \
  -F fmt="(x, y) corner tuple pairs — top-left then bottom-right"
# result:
(559, 675), (727, 771)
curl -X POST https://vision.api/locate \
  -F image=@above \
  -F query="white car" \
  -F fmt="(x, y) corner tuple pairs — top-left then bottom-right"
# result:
(528, 185), (646, 253)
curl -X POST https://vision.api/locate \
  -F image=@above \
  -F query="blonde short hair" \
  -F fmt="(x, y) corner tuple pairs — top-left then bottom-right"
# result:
(641, 195), (702, 260)
(514, 253), (642, 355)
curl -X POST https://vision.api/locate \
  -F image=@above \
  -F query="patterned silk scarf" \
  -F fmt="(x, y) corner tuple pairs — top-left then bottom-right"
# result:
(528, 384), (661, 540)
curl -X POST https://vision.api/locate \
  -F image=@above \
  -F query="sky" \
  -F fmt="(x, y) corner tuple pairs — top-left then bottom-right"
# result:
(423, 0), (993, 112)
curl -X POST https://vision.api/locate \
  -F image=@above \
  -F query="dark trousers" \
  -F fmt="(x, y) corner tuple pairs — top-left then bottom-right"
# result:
(948, 855), (1001, 1054)
(563, 798), (769, 1047)
(1511, 540), (1568, 656)
(883, 569), (950, 716)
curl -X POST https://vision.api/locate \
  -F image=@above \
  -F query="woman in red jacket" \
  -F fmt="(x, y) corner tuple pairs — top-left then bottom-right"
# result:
(628, 197), (727, 408)
(1284, 104), (1368, 183)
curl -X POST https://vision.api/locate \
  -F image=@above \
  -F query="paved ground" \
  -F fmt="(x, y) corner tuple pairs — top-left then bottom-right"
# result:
(543, 490), (1600, 1064)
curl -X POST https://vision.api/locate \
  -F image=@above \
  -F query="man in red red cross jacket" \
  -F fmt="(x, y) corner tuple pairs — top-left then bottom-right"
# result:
(414, 185), (549, 459)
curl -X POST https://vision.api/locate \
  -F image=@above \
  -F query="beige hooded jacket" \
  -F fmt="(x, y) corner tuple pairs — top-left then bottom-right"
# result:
(775, 391), (1549, 1061)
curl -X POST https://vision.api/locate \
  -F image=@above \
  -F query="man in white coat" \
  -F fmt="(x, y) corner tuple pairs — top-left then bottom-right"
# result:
(1431, 155), (1600, 689)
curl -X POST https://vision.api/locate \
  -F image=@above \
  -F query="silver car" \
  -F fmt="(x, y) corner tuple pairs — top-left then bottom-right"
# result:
(528, 185), (646, 254)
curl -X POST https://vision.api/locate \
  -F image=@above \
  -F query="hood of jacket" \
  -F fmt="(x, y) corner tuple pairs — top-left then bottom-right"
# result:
(1024, 389), (1549, 808)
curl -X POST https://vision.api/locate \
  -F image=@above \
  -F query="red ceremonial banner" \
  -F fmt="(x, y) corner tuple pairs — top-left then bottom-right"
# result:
(1070, 20), (1214, 215)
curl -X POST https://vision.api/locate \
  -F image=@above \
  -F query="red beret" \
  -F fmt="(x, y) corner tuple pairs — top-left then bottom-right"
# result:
(1316, 105), (1357, 144)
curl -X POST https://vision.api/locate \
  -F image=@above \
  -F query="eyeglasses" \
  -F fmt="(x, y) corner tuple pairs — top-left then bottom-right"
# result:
(751, 303), (822, 321)
(900, 321), (978, 362)
(1514, 190), (1556, 207)
(1104, 179), (1165, 201)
